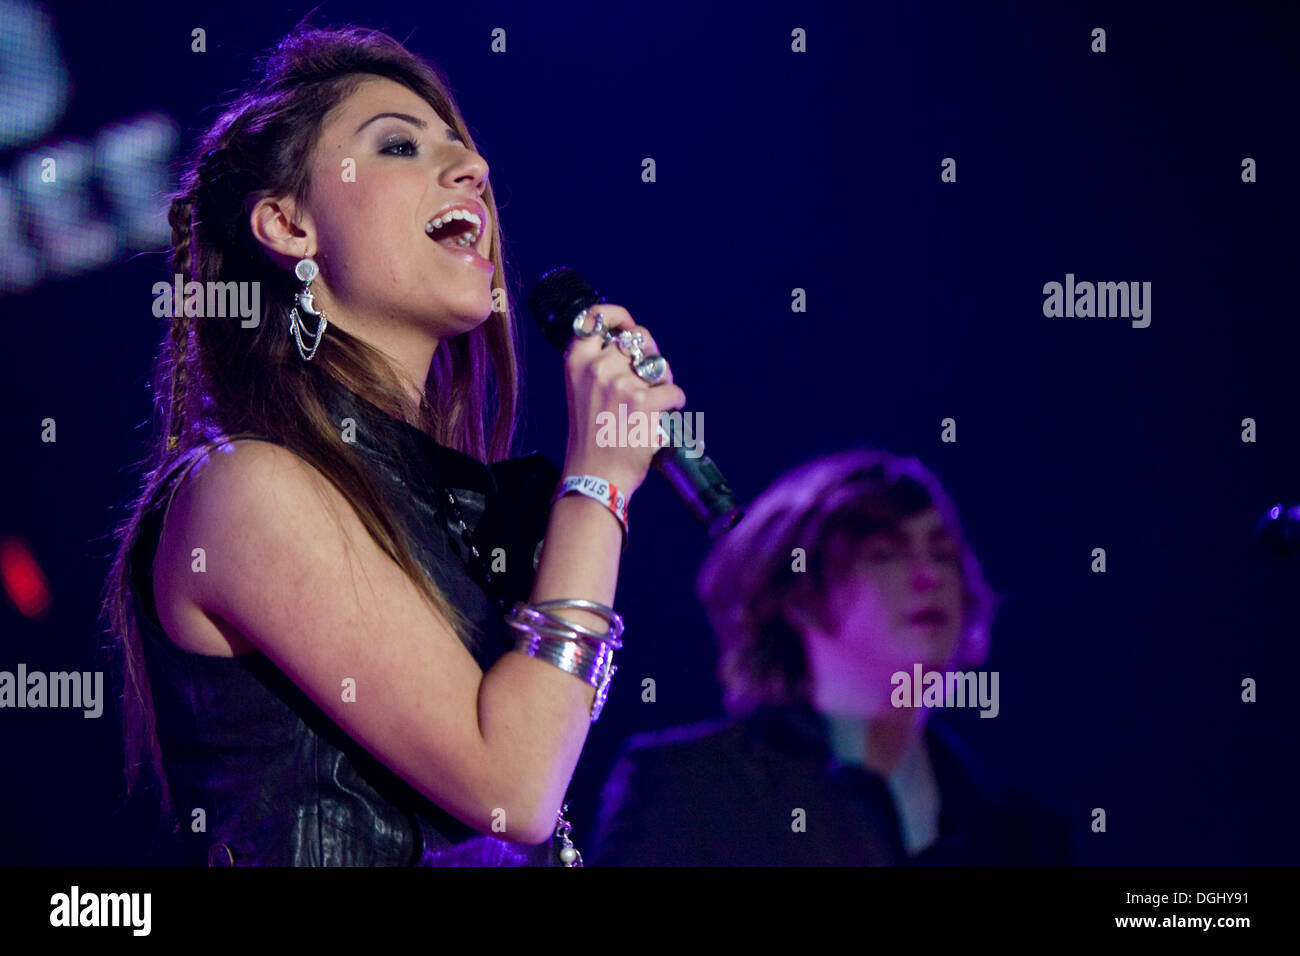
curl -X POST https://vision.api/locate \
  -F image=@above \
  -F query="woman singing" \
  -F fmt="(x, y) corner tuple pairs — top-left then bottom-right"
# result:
(101, 23), (684, 866)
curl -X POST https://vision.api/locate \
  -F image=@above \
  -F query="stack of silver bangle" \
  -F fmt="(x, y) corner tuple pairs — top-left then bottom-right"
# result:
(506, 599), (624, 721)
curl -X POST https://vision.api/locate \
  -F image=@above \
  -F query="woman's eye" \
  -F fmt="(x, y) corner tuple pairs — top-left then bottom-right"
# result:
(381, 138), (419, 157)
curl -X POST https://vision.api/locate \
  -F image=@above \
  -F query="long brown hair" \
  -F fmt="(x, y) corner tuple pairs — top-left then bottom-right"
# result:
(101, 23), (522, 813)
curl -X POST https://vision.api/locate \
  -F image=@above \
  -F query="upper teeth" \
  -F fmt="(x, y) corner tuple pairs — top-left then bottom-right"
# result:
(425, 209), (483, 247)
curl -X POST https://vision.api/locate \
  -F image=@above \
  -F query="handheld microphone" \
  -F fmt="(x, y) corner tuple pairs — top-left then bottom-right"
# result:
(527, 266), (744, 538)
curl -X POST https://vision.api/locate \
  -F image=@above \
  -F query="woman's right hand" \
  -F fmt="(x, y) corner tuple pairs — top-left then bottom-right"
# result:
(560, 303), (687, 498)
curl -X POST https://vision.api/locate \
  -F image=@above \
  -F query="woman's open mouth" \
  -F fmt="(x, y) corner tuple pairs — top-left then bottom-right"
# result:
(427, 225), (492, 272)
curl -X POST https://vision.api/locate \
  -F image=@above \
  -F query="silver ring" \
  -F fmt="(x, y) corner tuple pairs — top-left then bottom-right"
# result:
(572, 308), (606, 339)
(633, 354), (668, 386)
(615, 330), (646, 364)
(615, 330), (644, 352)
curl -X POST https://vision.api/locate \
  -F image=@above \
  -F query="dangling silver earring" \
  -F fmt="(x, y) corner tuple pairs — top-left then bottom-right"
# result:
(288, 257), (328, 361)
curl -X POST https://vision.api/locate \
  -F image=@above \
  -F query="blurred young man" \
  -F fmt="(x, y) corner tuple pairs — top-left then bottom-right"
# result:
(591, 449), (1072, 866)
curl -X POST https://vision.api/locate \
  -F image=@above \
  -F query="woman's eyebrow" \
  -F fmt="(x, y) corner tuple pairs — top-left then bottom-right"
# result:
(355, 111), (429, 134)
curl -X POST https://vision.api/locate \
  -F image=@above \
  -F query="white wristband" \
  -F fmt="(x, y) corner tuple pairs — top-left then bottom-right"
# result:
(552, 474), (629, 546)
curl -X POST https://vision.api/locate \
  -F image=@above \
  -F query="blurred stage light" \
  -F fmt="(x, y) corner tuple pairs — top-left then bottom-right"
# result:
(0, 534), (52, 619)
(0, 0), (178, 294)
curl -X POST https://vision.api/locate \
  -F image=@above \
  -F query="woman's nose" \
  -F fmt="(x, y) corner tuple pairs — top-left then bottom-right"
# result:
(444, 149), (489, 191)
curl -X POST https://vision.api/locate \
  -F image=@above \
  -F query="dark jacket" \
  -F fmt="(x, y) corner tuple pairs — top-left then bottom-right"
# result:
(129, 381), (560, 865)
(590, 702), (1073, 866)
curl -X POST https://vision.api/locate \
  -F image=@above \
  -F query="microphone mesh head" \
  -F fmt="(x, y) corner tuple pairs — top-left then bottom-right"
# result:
(527, 267), (605, 353)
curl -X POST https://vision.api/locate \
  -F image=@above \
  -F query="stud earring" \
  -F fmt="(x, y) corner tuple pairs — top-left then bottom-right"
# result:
(288, 257), (327, 361)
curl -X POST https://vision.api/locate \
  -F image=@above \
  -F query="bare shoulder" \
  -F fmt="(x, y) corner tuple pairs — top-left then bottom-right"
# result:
(175, 437), (335, 522)
(152, 438), (356, 655)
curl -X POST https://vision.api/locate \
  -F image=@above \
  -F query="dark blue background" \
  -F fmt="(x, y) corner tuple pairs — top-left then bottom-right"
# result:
(1, 0), (1295, 865)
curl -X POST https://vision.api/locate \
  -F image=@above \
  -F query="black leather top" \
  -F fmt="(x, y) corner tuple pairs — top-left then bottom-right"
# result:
(129, 379), (562, 865)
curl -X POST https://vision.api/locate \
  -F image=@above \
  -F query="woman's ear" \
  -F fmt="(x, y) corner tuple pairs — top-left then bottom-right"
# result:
(250, 195), (312, 264)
